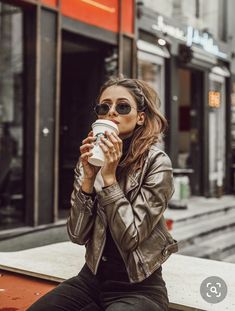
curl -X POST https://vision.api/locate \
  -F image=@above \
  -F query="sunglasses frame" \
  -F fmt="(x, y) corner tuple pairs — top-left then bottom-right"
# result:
(94, 102), (134, 116)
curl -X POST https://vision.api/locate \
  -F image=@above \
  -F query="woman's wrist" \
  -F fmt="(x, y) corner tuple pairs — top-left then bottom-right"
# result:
(103, 177), (117, 187)
(81, 177), (95, 194)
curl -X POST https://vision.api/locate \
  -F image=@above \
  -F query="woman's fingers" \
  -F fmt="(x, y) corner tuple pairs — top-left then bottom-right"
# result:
(81, 133), (96, 154)
(80, 150), (93, 161)
(82, 136), (96, 145)
(80, 135), (96, 153)
(100, 135), (115, 151)
(80, 143), (94, 154)
(81, 130), (122, 163)
(99, 141), (110, 154)
(105, 131), (123, 154)
(99, 132), (123, 161)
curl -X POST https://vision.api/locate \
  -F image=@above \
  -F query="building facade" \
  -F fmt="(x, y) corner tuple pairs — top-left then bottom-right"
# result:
(227, 0), (235, 196)
(0, 0), (135, 229)
(0, 0), (235, 232)
(136, 0), (234, 198)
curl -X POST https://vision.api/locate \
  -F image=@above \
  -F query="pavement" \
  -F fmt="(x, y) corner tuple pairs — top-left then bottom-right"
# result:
(0, 195), (235, 253)
(0, 194), (235, 310)
(166, 195), (235, 262)
(1, 242), (235, 311)
(166, 195), (235, 223)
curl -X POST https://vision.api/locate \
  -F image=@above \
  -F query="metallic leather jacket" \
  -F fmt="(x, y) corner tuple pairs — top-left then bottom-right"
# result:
(67, 144), (178, 283)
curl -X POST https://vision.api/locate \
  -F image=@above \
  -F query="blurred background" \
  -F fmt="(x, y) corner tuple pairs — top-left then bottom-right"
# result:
(0, 0), (235, 261)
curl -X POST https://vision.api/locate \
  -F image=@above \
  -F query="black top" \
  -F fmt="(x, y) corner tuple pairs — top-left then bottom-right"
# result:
(83, 135), (163, 283)
(96, 135), (133, 282)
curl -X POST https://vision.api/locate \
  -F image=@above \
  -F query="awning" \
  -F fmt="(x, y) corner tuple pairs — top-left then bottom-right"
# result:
(137, 39), (170, 58)
(211, 66), (230, 77)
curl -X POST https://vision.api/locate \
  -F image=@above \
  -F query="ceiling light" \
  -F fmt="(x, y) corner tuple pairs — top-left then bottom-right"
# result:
(158, 38), (166, 46)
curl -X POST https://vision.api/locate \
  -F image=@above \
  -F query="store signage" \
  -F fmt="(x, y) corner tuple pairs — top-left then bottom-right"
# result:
(152, 15), (228, 59)
(152, 16), (185, 41)
(186, 26), (227, 59)
(208, 91), (221, 108)
(61, 0), (133, 34)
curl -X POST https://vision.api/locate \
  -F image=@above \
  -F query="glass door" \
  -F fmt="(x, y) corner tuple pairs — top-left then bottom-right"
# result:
(138, 51), (165, 114)
(138, 49), (165, 149)
(208, 73), (226, 196)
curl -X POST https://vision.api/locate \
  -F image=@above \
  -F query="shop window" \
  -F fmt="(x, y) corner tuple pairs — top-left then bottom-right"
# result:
(208, 74), (226, 196)
(0, 3), (24, 228)
(231, 80), (235, 191)
(138, 55), (165, 149)
(138, 60), (164, 111)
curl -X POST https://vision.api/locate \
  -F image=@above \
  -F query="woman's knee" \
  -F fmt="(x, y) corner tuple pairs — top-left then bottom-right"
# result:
(105, 295), (168, 311)
(27, 277), (97, 311)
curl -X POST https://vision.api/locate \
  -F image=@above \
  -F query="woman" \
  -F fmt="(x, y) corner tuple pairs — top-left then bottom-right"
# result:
(28, 77), (178, 311)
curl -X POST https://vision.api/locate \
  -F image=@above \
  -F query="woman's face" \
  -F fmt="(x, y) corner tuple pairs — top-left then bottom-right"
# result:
(98, 85), (145, 139)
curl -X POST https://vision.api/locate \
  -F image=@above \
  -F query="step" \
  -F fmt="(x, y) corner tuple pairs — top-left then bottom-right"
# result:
(166, 204), (235, 228)
(178, 229), (235, 259)
(172, 208), (235, 248)
(219, 246), (235, 262)
(165, 195), (235, 221)
(0, 219), (66, 241)
(223, 253), (235, 263)
(0, 223), (68, 252)
(172, 207), (235, 229)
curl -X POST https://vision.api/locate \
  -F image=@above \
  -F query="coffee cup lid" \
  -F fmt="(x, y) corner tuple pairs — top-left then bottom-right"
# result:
(92, 119), (119, 133)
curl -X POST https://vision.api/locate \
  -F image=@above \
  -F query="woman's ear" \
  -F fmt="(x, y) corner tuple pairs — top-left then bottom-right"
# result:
(137, 112), (145, 126)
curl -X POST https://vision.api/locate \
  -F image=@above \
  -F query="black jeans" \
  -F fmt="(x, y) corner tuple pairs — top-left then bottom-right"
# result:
(27, 264), (169, 311)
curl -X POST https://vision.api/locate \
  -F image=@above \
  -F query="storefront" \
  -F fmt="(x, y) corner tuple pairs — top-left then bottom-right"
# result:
(0, 0), (135, 230)
(136, 6), (232, 198)
(231, 75), (235, 192)
(0, 3), (24, 228)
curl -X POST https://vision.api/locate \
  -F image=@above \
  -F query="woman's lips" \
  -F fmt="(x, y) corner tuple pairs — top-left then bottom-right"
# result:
(109, 119), (120, 125)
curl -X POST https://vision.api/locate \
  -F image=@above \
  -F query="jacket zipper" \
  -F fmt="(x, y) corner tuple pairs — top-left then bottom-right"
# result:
(94, 233), (106, 274)
(74, 211), (85, 237)
(94, 205), (107, 274)
(156, 227), (167, 241)
(74, 194), (96, 237)
(135, 248), (148, 278)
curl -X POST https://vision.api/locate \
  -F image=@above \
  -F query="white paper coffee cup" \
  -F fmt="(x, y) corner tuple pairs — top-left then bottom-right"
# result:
(88, 119), (119, 167)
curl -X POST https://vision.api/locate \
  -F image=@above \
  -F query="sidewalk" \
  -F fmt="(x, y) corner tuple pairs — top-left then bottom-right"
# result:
(165, 195), (235, 262)
(0, 195), (235, 310)
(165, 195), (235, 223)
(1, 242), (235, 311)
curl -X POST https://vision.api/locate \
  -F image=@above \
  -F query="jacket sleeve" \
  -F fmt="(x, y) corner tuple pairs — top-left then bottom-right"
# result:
(96, 152), (174, 252)
(67, 161), (97, 245)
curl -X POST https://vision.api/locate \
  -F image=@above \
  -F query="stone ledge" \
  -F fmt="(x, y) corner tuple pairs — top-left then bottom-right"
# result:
(0, 242), (235, 311)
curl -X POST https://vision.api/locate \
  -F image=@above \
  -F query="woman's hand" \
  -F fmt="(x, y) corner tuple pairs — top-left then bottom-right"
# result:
(99, 131), (123, 186)
(80, 131), (100, 181)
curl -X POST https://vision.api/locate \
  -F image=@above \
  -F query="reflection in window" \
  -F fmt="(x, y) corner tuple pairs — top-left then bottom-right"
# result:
(208, 77), (226, 196)
(138, 60), (162, 108)
(138, 58), (165, 149)
(0, 3), (24, 229)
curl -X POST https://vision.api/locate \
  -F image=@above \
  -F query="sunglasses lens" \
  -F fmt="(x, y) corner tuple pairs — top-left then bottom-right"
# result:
(95, 103), (132, 115)
(95, 104), (109, 115)
(116, 103), (131, 115)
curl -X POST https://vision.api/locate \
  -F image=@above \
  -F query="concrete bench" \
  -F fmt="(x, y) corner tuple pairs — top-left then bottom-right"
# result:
(0, 242), (235, 311)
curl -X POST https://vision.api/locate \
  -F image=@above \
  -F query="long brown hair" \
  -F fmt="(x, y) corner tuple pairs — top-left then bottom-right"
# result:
(96, 77), (168, 174)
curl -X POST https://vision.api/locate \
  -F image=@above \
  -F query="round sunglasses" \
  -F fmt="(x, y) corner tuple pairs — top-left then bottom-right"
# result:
(94, 102), (135, 116)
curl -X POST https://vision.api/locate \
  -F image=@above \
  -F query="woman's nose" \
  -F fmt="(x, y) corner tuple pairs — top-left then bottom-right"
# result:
(108, 104), (117, 116)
